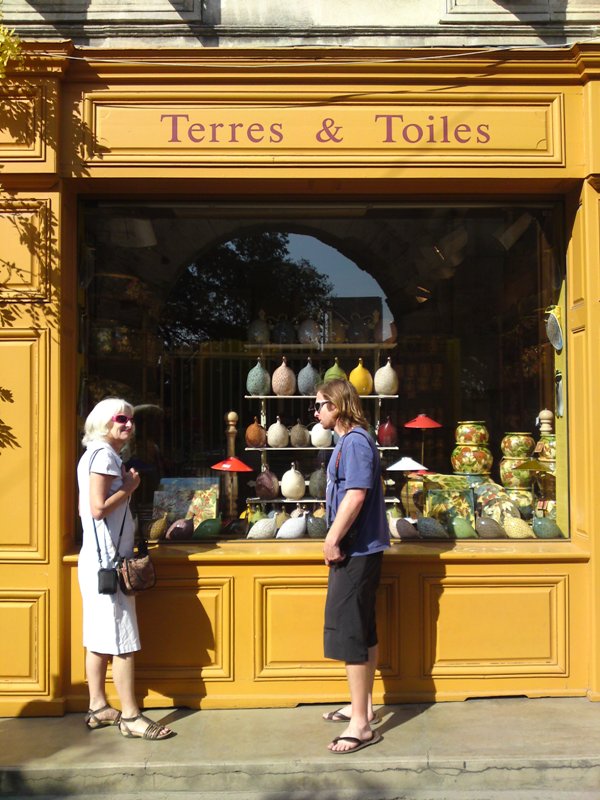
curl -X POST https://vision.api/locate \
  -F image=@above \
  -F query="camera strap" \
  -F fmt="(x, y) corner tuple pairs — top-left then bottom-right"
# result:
(88, 448), (129, 568)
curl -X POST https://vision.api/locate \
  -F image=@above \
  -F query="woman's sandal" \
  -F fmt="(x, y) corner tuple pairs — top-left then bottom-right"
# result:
(119, 713), (174, 740)
(84, 704), (121, 730)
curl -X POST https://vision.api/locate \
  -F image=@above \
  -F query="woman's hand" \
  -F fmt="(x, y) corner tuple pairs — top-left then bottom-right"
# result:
(122, 467), (140, 495)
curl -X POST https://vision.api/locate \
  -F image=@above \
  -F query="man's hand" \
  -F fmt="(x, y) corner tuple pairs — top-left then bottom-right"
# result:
(323, 536), (344, 566)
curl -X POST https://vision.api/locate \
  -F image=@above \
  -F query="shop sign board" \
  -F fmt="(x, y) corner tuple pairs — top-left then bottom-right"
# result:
(81, 92), (564, 166)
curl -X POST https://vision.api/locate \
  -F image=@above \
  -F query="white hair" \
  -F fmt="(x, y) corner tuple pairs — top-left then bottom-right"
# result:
(82, 397), (134, 446)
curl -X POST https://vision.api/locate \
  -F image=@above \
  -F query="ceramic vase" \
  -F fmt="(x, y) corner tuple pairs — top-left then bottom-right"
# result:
(374, 357), (399, 395)
(271, 356), (296, 396)
(451, 443), (493, 474)
(310, 422), (333, 448)
(267, 416), (290, 448)
(377, 416), (398, 446)
(539, 433), (556, 461)
(247, 310), (270, 344)
(323, 357), (347, 382)
(500, 432), (535, 458)
(297, 357), (321, 396)
(245, 417), (267, 447)
(349, 357), (374, 395)
(290, 419), (311, 447)
(281, 463), (306, 500)
(255, 464), (280, 500)
(246, 357), (271, 396)
(346, 313), (369, 343)
(297, 318), (321, 345)
(308, 463), (327, 498)
(271, 318), (296, 344)
(499, 456), (533, 488)
(455, 420), (490, 445)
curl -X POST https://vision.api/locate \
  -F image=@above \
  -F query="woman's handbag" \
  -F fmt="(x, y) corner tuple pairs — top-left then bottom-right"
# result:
(118, 538), (156, 593)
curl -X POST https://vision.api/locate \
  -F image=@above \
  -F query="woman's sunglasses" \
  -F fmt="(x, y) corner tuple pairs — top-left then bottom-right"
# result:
(111, 414), (135, 424)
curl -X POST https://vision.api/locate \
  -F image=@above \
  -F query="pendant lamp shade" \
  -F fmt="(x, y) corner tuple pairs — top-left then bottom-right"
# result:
(404, 413), (442, 430)
(387, 456), (427, 472)
(403, 413), (442, 465)
(211, 457), (253, 472)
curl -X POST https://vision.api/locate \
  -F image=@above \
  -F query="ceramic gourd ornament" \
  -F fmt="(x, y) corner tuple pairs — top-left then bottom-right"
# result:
(310, 422), (333, 448)
(271, 356), (296, 396)
(324, 357), (347, 383)
(374, 357), (399, 395)
(271, 317), (296, 344)
(308, 463), (327, 498)
(349, 358), (373, 395)
(281, 462), (306, 500)
(255, 463), (280, 501)
(377, 416), (398, 446)
(245, 417), (267, 447)
(313, 503), (327, 518)
(297, 357), (321, 396)
(297, 318), (320, 345)
(306, 514), (327, 539)
(267, 416), (290, 448)
(247, 515), (277, 539)
(246, 357), (270, 396)
(275, 508), (290, 530)
(346, 313), (369, 343)
(248, 504), (267, 526)
(290, 419), (311, 447)
(247, 309), (270, 344)
(193, 515), (222, 539)
(276, 511), (308, 539)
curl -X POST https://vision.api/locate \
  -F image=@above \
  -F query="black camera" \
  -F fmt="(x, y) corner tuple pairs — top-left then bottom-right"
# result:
(98, 567), (118, 595)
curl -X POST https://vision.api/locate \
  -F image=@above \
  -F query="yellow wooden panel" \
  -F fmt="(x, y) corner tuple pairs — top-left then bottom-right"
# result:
(0, 590), (47, 693)
(422, 575), (567, 676)
(0, 330), (47, 560)
(0, 80), (57, 172)
(0, 198), (51, 300)
(254, 576), (399, 678)
(128, 577), (232, 680)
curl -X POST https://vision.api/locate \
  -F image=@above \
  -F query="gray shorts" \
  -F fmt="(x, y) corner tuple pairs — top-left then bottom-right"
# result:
(323, 551), (383, 663)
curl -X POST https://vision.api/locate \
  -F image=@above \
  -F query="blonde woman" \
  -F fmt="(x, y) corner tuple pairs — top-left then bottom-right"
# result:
(77, 397), (172, 740)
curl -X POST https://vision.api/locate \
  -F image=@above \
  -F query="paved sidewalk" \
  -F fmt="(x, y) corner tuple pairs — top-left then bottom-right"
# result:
(2, 697), (600, 798)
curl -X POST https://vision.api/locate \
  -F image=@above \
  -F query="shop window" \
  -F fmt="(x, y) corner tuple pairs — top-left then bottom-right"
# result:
(79, 201), (567, 543)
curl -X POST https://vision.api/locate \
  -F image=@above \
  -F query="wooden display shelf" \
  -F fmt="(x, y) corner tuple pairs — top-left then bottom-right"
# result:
(244, 394), (398, 400)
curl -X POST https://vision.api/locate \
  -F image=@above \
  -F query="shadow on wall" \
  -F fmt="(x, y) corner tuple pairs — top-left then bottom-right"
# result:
(490, 0), (570, 44)
(3, 0), (222, 44)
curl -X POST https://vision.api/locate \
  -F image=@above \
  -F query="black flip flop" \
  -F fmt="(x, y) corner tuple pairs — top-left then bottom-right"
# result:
(323, 708), (381, 724)
(329, 731), (382, 754)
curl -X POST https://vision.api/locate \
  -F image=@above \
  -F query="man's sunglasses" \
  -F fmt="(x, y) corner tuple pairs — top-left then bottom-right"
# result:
(111, 414), (135, 424)
(311, 400), (333, 413)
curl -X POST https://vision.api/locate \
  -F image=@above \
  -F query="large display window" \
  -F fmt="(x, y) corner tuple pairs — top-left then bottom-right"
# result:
(78, 200), (566, 542)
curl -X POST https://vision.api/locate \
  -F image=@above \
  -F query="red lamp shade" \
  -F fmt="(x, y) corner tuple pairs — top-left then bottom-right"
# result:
(404, 413), (442, 429)
(211, 457), (253, 472)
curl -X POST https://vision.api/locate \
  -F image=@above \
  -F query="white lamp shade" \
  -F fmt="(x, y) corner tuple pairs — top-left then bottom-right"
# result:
(387, 456), (427, 472)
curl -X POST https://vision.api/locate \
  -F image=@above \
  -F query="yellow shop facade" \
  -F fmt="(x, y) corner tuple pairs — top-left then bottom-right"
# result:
(2, 42), (600, 717)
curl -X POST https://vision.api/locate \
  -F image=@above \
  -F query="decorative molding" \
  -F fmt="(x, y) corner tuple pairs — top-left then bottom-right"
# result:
(0, 329), (47, 563)
(0, 83), (52, 168)
(0, 198), (52, 301)
(0, 590), (48, 693)
(421, 574), (568, 677)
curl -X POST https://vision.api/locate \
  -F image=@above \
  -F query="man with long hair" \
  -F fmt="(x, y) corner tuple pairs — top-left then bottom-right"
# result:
(315, 379), (390, 754)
